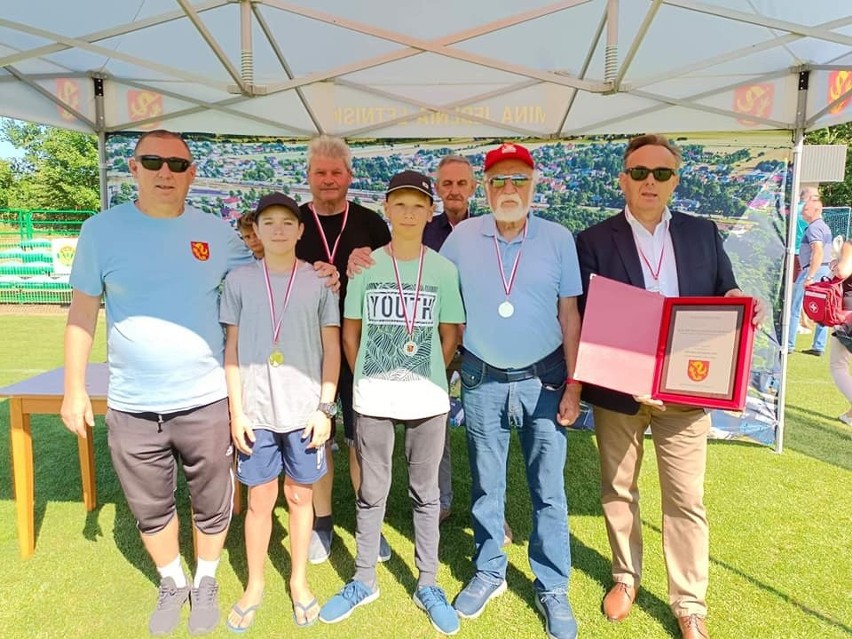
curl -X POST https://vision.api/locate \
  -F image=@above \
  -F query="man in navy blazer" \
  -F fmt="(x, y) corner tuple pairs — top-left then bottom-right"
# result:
(575, 134), (761, 639)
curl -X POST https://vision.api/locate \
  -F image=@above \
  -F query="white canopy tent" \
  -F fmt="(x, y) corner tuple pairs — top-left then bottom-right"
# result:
(2, 0), (852, 450)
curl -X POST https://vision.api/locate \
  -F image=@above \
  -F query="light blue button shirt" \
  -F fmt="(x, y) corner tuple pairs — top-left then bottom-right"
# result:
(441, 213), (581, 369)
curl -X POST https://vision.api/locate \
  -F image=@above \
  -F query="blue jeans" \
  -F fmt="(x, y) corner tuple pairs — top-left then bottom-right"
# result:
(460, 351), (571, 595)
(788, 265), (831, 352)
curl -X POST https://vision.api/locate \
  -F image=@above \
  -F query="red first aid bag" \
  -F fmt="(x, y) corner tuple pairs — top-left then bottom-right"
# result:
(803, 277), (848, 327)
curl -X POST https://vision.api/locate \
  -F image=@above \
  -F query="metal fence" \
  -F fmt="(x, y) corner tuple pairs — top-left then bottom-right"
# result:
(823, 206), (852, 241)
(0, 209), (95, 304)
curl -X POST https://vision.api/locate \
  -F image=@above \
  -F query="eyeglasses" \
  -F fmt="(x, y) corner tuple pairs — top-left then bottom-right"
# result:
(136, 155), (193, 173)
(624, 166), (676, 182)
(488, 174), (531, 188)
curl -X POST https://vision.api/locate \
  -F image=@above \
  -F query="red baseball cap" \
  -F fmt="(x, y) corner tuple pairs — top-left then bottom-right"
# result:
(484, 143), (535, 172)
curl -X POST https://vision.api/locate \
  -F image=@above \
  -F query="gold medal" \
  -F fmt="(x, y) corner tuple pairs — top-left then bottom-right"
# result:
(268, 349), (284, 367)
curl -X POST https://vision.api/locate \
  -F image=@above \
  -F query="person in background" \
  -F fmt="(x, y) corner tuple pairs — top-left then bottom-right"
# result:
(828, 238), (852, 425)
(237, 210), (264, 259)
(296, 135), (393, 565)
(788, 198), (832, 356)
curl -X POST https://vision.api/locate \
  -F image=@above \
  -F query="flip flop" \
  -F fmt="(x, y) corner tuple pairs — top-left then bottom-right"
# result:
(292, 597), (320, 628)
(226, 601), (262, 634)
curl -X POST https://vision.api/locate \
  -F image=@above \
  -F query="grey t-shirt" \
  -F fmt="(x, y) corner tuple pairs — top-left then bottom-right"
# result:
(220, 260), (340, 433)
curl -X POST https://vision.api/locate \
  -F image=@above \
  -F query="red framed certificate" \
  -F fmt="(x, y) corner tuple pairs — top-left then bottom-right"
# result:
(575, 275), (756, 411)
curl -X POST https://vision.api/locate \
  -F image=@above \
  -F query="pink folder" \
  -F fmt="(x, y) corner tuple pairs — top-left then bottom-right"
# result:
(574, 275), (665, 397)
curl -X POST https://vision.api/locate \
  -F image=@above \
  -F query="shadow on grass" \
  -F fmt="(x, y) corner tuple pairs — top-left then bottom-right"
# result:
(783, 405), (852, 471)
(642, 521), (852, 636)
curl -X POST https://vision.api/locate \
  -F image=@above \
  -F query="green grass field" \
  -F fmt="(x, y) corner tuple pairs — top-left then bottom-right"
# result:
(0, 313), (850, 639)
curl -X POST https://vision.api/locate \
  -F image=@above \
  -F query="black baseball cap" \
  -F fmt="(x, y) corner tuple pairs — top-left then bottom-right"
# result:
(254, 192), (302, 220)
(386, 170), (434, 203)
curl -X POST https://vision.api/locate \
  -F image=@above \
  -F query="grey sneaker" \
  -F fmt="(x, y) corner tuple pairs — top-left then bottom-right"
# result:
(308, 528), (334, 564)
(188, 576), (220, 635)
(149, 577), (190, 636)
(378, 533), (392, 563)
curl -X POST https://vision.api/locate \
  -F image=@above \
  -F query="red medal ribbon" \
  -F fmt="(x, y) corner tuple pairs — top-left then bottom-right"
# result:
(633, 220), (669, 284)
(493, 222), (528, 299)
(262, 259), (298, 345)
(390, 245), (426, 339)
(309, 201), (350, 264)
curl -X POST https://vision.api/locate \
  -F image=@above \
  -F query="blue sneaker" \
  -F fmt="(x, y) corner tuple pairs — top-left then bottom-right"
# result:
(308, 528), (333, 564)
(453, 574), (507, 619)
(414, 586), (460, 635)
(378, 533), (391, 563)
(535, 593), (578, 639)
(319, 581), (379, 624)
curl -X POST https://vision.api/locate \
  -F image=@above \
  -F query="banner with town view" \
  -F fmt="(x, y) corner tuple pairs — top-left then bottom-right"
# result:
(106, 133), (792, 446)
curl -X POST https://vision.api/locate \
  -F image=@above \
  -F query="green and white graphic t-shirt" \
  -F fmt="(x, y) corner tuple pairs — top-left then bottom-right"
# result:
(344, 246), (465, 420)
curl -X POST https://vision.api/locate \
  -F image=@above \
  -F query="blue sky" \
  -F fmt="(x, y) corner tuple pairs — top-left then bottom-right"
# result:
(0, 140), (24, 159)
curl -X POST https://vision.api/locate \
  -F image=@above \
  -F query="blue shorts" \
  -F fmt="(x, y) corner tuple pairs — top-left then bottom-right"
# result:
(236, 428), (327, 486)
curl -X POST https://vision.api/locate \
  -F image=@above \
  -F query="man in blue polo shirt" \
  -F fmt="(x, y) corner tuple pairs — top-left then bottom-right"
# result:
(788, 198), (833, 355)
(441, 143), (582, 639)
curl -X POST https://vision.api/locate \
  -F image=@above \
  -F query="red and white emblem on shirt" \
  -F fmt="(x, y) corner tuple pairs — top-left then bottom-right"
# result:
(191, 241), (210, 261)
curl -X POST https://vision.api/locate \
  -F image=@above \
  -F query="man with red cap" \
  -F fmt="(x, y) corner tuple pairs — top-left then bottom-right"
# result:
(440, 142), (582, 639)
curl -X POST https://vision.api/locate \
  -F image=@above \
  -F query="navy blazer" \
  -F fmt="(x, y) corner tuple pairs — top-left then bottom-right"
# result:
(575, 210), (739, 415)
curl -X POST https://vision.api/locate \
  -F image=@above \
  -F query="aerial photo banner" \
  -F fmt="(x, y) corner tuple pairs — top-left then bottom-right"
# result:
(106, 132), (791, 445)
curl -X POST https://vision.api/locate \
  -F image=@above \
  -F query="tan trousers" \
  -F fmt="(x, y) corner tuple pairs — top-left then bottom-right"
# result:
(593, 404), (710, 617)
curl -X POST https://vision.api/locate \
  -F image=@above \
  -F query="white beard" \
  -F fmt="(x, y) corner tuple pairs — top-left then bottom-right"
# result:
(490, 194), (529, 222)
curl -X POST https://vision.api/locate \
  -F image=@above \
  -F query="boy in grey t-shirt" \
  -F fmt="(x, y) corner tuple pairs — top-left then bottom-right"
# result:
(220, 193), (340, 630)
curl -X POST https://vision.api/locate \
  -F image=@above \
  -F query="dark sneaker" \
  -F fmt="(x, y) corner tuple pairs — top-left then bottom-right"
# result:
(378, 533), (392, 563)
(802, 348), (824, 356)
(188, 576), (220, 635)
(453, 574), (507, 619)
(308, 528), (333, 564)
(414, 586), (460, 635)
(319, 580), (379, 624)
(535, 593), (578, 639)
(149, 577), (190, 636)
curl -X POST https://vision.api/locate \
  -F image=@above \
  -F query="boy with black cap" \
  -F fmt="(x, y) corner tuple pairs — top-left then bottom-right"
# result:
(319, 171), (465, 634)
(220, 192), (341, 630)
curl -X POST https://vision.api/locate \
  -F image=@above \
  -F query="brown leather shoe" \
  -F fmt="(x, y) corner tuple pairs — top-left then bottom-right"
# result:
(678, 614), (709, 639)
(602, 582), (636, 622)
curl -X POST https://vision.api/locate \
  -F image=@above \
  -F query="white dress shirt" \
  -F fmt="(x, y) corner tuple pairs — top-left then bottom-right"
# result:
(624, 205), (680, 297)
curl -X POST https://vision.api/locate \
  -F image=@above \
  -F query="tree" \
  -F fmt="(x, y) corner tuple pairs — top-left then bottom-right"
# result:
(1, 120), (99, 211)
(805, 122), (852, 207)
(0, 158), (13, 209)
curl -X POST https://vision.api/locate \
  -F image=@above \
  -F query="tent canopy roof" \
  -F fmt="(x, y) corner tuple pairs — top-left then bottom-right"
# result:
(2, 0), (852, 138)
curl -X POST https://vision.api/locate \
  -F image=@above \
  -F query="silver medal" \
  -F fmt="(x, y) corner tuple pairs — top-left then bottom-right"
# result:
(498, 301), (514, 318)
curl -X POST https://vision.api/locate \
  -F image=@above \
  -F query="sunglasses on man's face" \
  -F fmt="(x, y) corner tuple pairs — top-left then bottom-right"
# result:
(136, 155), (193, 173)
(624, 166), (676, 182)
(488, 174), (531, 188)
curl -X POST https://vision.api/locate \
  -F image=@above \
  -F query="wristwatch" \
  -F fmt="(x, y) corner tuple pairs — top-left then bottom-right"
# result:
(318, 402), (338, 418)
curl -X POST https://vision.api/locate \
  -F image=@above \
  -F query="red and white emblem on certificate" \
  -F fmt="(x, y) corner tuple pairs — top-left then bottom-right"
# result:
(687, 359), (710, 383)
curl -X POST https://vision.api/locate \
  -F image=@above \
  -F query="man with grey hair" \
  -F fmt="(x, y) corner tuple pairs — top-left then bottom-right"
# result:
(296, 134), (392, 564)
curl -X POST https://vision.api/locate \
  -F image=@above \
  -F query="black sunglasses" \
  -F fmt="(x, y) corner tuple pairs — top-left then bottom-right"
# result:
(136, 155), (193, 173)
(488, 174), (531, 188)
(624, 166), (676, 182)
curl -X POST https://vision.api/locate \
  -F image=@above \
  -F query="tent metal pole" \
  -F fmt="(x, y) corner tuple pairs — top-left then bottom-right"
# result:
(93, 76), (108, 212)
(775, 69), (810, 454)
